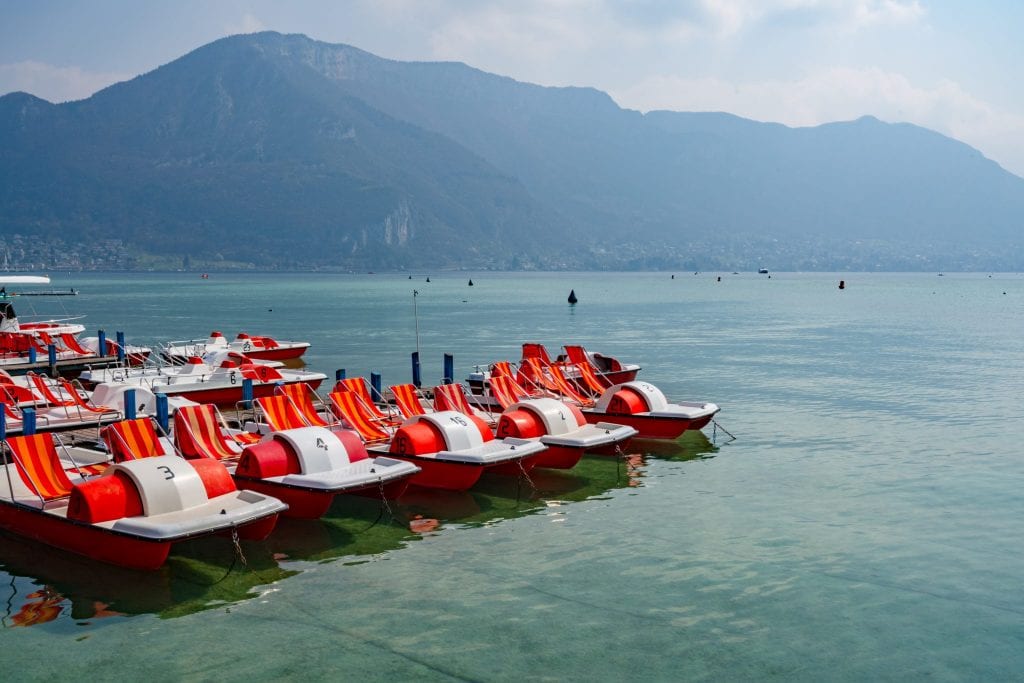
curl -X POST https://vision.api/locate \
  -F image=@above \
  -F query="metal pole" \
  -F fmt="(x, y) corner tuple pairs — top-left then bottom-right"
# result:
(413, 289), (420, 356)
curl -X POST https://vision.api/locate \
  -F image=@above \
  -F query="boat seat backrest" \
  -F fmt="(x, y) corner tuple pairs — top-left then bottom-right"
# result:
(174, 404), (239, 460)
(256, 394), (310, 431)
(102, 418), (167, 462)
(390, 384), (427, 419)
(4, 432), (74, 500)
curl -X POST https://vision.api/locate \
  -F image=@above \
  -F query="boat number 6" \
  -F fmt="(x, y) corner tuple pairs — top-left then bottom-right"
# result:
(157, 465), (175, 480)
(229, 372), (237, 384)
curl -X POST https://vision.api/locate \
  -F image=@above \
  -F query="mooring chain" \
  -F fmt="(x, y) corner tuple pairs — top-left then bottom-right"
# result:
(231, 527), (248, 568)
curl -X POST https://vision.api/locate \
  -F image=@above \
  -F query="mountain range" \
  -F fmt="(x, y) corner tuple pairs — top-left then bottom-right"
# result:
(2, 31), (1022, 271)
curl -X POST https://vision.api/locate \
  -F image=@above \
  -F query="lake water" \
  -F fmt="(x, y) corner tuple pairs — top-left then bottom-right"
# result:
(3, 271), (1023, 681)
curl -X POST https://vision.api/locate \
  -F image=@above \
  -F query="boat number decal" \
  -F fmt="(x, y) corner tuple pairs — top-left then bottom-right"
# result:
(157, 465), (175, 480)
(450, 415), (468, 427)
(229, 372), (237, 385)
(243, 341), (252, 351)
(315, 437), (327, 451)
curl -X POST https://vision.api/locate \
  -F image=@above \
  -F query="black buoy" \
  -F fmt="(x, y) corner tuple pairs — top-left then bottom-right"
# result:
(671, 274), (675, 279)
(839, 280), (845, 290)
(468, 279), (474, 286)
(568, 289), (578, 305)
(426, 277), (431, 282)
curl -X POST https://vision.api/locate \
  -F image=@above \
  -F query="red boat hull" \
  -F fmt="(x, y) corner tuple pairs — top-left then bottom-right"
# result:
(234, 476), (412, 520)
(485, 452), (542, 476)
(0, 500), (278, 569)
(0, 502), (172, 570)
(243, 346), (308, 362)
(531, 445), (585, 470)
(368, 453), (484, 491)
(174, 378), (323, 406)
(582, 411), (690, 440)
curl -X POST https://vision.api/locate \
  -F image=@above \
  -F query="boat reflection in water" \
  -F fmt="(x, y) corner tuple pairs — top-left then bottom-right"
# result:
(0, 442), (651, 627)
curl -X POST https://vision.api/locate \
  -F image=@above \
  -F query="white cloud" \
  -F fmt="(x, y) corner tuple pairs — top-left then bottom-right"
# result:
(611, 67), (1024, 177)
(0, 61), (129, 102)
(226, 12), (266, 35)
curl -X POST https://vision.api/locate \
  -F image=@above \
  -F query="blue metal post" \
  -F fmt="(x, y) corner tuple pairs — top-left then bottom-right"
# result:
(242, 378), (254, 409)
(335, 368), (346, 381)
(97, 329), (107, 356)
(22, 408), (36, 436)
(0, 409), (5, 441)
(47, 344), (57, 367)
(155, 393), (169, 433)
(124, 389), (136, 420)
(370, 372), (382, 401)
(443, 353), (454, 385)
(411, 352), (422, 388)
(116, 331), (126, 362)
(28, 346), (36, 364)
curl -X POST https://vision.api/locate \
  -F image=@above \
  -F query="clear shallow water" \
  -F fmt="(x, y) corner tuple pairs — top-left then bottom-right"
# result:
(3, 271), (1024, 680)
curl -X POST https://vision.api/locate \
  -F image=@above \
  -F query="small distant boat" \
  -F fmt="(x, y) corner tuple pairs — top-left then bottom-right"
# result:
(568, 289), (578, 304)
(758, 268), (769, 274)
(468, 279), (474, 286)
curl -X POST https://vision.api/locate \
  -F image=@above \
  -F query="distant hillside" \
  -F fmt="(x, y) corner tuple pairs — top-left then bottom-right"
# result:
(2, 31), (1023, 271)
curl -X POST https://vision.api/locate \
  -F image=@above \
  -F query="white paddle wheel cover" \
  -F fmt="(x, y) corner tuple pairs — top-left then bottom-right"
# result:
(512, 398), (580, 436)
(110, 455), (208, 515)
(272, 427), (352, 474)
(412, 411), (485, 451)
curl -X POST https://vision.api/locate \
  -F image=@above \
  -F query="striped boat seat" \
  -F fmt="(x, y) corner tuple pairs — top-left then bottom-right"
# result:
(102, 418), (167, 462)
(277, 383), (329, 427)
(389, 384), (427, 419)
(255, 394), (310, 431)
(4, 432), (74, 500)
(174, 404), (242, 460)
(328, 390), (391, 443)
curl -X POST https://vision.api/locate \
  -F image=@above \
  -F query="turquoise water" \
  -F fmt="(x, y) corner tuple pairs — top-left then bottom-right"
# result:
(3, 271), (1024, 680)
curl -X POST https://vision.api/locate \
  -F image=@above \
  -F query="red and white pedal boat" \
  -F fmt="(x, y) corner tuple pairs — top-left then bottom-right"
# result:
(581, 381), (720, 440)
(495, 398), (637, 469)
(0, 432), (286, 570)
(164, 331), (310, 363)
(78, 356), (326, 406)
(369, 411), (547, 491)
(169, 405), (420, 519)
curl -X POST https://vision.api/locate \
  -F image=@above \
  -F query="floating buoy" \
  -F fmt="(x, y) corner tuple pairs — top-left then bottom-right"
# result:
(468, 279), (474, 286)
(671, 274), (674, 279)
(839, 280), (845, 290)
(426, 277), (431, 282)
(568, 289), (578, 305)
(717, 276), (721, 282)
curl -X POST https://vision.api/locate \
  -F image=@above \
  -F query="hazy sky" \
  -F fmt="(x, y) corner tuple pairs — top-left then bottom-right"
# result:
(2, 1), (1023, 177)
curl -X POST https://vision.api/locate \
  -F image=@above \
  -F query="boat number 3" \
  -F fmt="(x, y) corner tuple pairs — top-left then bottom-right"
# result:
(449, 415), (468, 427)
(157, 465), (175, 480)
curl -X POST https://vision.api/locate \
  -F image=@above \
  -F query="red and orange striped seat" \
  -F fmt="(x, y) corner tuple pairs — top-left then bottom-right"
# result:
(255, 394), (310, 431)
(101, 418), (167, 462)
(389, 384), (427, 419)
(329, 390), (391, 443)
(277, 383), (330, 427)
(487, 375), (531, 410)
(335, 377), (400, 425)
(547, 364), (594, 406)
(174, 404), (243, 460)
(5, 432), (74, 500)
(432, 383), (480, 417)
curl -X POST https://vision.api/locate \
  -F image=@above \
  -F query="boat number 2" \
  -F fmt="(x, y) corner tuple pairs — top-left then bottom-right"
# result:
(157, 465), (175, 480)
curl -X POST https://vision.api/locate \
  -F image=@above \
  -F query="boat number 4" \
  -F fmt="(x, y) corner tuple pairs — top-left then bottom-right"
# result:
(157, 465), (175, 480)
(315, 437), (328, 451)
